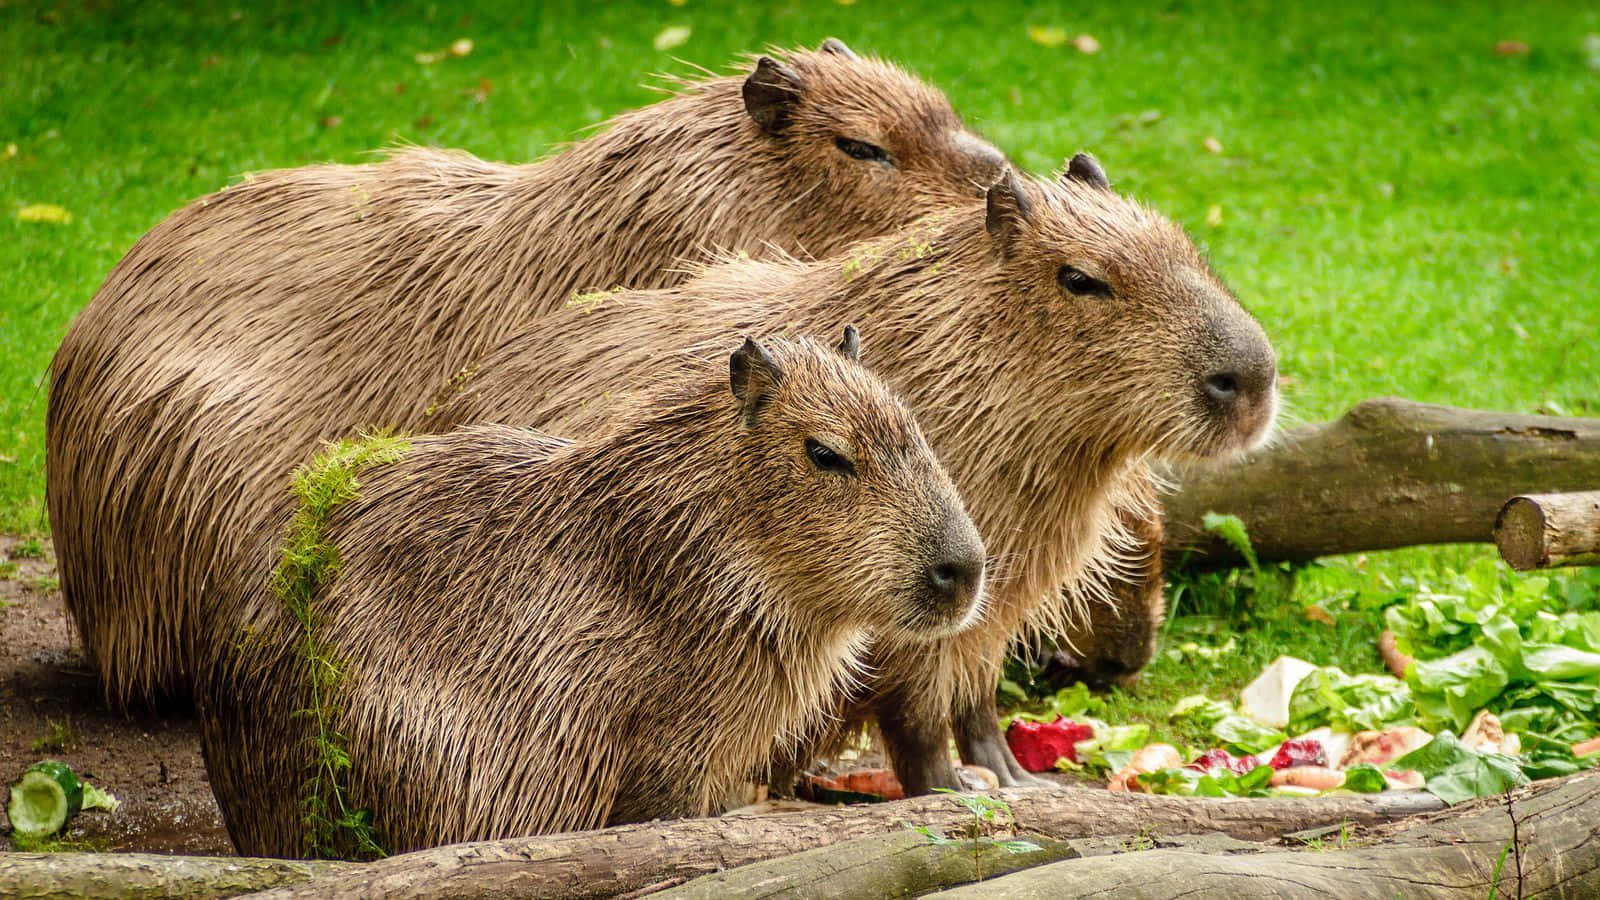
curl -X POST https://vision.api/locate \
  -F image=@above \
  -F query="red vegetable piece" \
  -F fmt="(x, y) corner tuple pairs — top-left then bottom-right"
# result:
(1005, 717), (1095, 772)
(1187, 748), (1260, 775)
(1269, 738), (1327, 770)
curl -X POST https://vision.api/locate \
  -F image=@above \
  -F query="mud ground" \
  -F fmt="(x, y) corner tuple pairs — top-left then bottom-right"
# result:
(0, 536), (231, 854)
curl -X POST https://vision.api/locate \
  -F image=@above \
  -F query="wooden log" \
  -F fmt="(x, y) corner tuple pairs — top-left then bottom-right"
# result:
(0, 852), (347, 899)
(927, 772), (1600, 899)
(243, 786), (1440, 898)
(0, 787), (1443, 898)
(1495, 491), (1600, 570)
(1162, 398), (1600, 568)
(655, 830), (1078, 899)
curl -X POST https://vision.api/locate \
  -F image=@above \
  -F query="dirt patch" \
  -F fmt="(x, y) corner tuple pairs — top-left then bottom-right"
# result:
(0, 536), (231, 855)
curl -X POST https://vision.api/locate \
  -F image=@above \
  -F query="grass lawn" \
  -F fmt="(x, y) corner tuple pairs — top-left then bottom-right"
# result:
(3, 2), (1597, 743)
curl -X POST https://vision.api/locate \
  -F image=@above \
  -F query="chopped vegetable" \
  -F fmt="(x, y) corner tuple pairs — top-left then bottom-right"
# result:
(8, 761), (84, 837)
(1341, 764), (1389, 793)
(1108, 743), (1181, 792)
(1187, 748), (1259, 776)
(1390, 731), (1529, 805)
(806, 768), (904, 802)
(1240, 656), (1318, 729)
(1060, 722), (1148, 777)
(1268, 738), (1327, 770)
(1339, 727), (1433, 768)
(1006, 716), (1094, 772)
(1269, 766), (1345, 791)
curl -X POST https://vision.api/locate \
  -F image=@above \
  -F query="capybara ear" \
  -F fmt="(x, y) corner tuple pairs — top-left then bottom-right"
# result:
(985, 168), (1033, 255)
(1064, 152), (1111, 192)
(836, 324), (861, 361)
(730, 337), (784, 424)
(819, 37), (860, 61)
(744, 57), (807, 135)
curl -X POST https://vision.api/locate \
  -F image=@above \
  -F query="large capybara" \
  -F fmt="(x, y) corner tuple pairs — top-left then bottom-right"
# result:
(47, 40), (1009, 707)
(200, 330), (986, 856)
(428, 160), (1279, 794)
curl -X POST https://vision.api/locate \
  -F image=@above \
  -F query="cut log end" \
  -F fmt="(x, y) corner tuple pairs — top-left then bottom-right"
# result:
(1494, 491), (1600, 571)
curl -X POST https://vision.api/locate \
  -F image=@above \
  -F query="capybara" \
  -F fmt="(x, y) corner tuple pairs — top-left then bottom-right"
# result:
(200, 330), (986, 856)
(428, 159), (1279, 793)
(47, 40), (1009, 706)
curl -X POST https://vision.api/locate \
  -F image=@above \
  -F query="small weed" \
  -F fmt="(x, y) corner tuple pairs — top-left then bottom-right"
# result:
(913, 791), (1041, 881)
(30, 575), (59, 594)
(11, 538), (43, 559)
(1297, 821), (1357, 852)
(1121, 825), (1159, 853)
(29, 719), (77, 753)
(0, 560), (16, 578)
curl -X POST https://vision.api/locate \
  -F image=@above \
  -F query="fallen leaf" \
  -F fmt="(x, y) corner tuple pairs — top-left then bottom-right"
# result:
(17, 204), (73, 225)
(1303, 605), (1336, 626)
(652, 25), (691, 51)
(1493, 40), (1530, 56)
(0, 455), (15, 464)
(394, 82), (406, 94)
(415, 114), (436, 129)
(321, 33), (344, 48)
(1204, 204), (1223, 227)
(319, 115), (342, 129)
(450, 38), (474, 57)
(1203, 135), (1223, 154)
(201, 54), (222, 68)
(1073, 33), (1101, 54)
(1028, 25), (1069, 47)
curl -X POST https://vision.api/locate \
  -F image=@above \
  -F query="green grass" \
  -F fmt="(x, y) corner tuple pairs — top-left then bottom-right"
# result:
(2, 2), (1596, 745)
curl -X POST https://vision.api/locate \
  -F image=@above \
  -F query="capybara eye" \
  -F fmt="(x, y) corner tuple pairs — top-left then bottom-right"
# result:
(1057, 265), (1112, 298)
(834, 137), (890, 164)
(804, 437), (855, 475)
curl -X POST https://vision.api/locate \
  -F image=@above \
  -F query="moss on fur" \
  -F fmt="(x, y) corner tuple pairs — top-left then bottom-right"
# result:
(271, 431), (410, 860)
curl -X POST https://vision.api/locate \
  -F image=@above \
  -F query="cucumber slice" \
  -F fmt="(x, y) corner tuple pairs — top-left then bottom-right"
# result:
(8, 761), (84, 837)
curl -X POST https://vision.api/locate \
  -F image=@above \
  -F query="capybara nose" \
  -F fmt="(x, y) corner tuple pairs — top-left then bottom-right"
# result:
(1200, 353), (1275, 411)
(1203, 371), (1239, 404)
(926, 543), (984, 611)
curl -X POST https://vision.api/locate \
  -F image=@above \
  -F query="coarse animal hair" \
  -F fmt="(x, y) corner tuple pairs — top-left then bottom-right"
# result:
(46, 41), (1008, 707)
(428, 163), (1278, 793)
(200, 333), (986, 856)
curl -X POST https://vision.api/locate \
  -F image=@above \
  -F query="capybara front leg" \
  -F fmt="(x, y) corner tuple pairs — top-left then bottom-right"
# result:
(875, 695), (962, 796)
(953, 692), (1045, 788)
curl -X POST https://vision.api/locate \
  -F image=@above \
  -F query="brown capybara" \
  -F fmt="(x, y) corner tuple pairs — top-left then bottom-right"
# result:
(47, 40), (1009, 707)
(427, 159), (1279, 794)
(200, 330), (986, 856)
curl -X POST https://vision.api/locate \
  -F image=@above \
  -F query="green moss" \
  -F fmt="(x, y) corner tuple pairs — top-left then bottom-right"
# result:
(271, 431), (410, 860)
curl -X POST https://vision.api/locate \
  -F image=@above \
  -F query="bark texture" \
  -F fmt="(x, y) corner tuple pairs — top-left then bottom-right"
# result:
(1162, 399), (1600, 567)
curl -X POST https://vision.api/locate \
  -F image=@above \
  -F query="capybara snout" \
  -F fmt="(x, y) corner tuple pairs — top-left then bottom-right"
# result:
(1194, 311), (1278, 454)
(916, 504), (986, 633)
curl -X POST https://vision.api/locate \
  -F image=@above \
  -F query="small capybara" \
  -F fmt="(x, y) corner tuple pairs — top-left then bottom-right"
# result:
(429, 160), (1278, 795)
(200, 330), (986, 856)
(47, 40), (1008, 707)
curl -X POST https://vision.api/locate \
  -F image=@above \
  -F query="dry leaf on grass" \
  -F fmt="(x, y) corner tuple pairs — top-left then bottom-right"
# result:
(1203, 135), (1223, 154)
(653, 25), (691, 51)
(1028, 25), (1069, 48)
(17, 204), (73, 225)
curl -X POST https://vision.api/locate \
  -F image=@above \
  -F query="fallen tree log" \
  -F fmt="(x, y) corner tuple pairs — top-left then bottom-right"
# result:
(0, 786), (1442, 898)
(0, 853), (347, 899)
(1495, 491), (1600, 570)
(655, 830), (1078, 899)
(1162, 398), (1600, 568)
(928, 771), (1600, 899)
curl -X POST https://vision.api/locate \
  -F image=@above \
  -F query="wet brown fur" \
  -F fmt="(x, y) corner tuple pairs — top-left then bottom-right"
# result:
(46, 43), (1006, 706)
(200, 335), (983, 855)
(428, 169), (1277, 792)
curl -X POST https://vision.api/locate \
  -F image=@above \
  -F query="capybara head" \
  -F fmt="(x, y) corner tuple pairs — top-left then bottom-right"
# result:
(741, 40), (1007, 236)
(727, 327), (986, 638)
(977, 156), (1278, 460)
